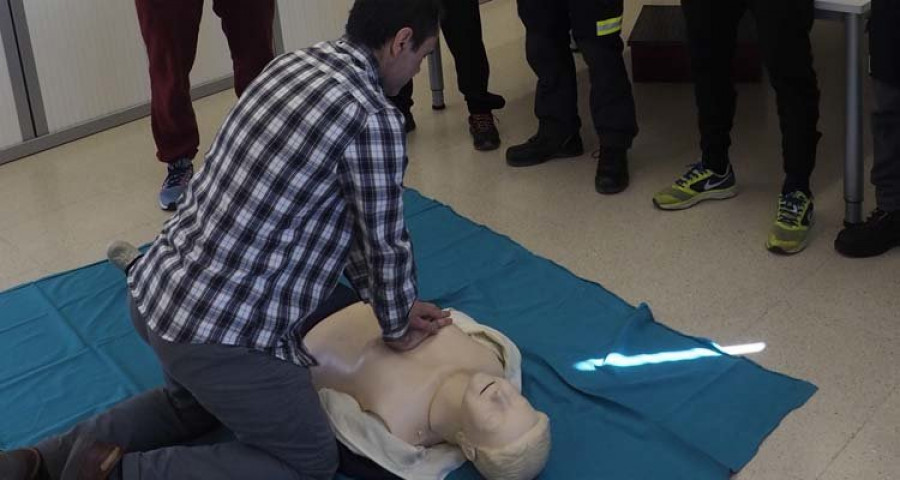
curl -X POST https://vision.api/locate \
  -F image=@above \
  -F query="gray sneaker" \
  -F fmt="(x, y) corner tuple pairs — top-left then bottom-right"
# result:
(106, 241), (141, 273)
(159, 157), (193, 211)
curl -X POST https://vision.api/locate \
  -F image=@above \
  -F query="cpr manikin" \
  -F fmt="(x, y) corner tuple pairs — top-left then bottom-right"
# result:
(303, 302), (551, 480)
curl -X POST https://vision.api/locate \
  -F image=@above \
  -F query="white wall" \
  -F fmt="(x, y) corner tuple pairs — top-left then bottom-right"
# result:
(22, 0), (232, 133)
(277, 0), (354, 52)
(0, 32), (22, 149)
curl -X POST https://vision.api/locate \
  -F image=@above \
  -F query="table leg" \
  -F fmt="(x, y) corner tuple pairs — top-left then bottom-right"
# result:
(428, 37), (446, 110)
(844, 12), (865, 225)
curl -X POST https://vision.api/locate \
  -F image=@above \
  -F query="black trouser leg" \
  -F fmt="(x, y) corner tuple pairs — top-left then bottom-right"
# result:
(872, 80), (900, 211)
(682, 0), (746, 173)
(440, 0), (501, 114)
(568, 0), (638, 149)
(389, 81), (414, 115)
(750, 0), (820, 194)
(517, 0), (580, 139)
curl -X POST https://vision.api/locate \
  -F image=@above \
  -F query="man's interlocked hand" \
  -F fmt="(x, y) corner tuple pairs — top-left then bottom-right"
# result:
(384, 301), (453, 351)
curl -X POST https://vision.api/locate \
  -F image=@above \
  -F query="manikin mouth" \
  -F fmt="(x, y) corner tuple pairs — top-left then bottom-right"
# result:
(480, 381), (496, 395)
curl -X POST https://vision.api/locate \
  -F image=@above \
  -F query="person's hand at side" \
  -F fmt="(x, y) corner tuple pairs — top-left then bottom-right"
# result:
(384, 301), (452, 351)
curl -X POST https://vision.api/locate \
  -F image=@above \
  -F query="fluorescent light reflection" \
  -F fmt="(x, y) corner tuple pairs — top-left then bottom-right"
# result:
(574, 342), (766, 372)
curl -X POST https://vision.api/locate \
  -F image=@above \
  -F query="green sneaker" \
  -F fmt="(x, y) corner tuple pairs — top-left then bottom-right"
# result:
(653, 163), (737, 210)
(767, 191), (815, 254)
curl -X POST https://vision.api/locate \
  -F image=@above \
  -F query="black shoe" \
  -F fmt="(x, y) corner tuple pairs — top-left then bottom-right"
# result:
(594, 147), (629, 194)
(402, 109), (416, 133)
(0, 448), (47, 480)
(834, 208), (900, 258)
(468, 114), (501, 151)
(506, 132), (584, 167)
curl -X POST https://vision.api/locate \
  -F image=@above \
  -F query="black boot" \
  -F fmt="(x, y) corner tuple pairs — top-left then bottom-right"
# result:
(468, 114), (501, 151)
(594, 147), (629, 194)
(835, 208), (900, 257)
(506, 132), (583, 167)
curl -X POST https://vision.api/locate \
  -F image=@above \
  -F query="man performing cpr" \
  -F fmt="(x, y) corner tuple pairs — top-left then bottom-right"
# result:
(0, 1), (448, 479)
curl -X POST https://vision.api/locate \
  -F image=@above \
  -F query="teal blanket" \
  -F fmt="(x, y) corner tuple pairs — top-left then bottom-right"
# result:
(0, 189), (815, 479)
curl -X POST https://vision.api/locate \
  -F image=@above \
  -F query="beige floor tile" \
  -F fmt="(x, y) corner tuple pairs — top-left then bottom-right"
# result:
(818, 386), (900, 480)
(1, 190), (167, 273)
(0, 2), (895, 479)
(732, 303), (900, 480)
(0, 237), (42, 289)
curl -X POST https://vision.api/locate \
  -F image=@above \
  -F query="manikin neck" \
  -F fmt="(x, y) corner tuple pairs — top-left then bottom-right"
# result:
(428, 371), (472, 444)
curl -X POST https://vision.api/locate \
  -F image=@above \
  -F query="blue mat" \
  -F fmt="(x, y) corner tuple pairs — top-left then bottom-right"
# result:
(0, 189), (815, 479)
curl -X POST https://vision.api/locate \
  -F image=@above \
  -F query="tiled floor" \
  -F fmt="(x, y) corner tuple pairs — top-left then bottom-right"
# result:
(1, 1), (897, 479)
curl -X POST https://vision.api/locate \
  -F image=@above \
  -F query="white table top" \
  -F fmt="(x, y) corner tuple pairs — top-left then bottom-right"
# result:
(815, 0), (870, 15)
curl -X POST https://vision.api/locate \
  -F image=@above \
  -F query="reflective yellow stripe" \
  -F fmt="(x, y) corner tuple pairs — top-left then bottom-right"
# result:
(596, 16), (623, 36)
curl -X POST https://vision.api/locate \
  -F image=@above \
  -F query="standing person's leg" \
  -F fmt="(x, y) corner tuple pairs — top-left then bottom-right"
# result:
(439, 0), (505, 150)
(506, 0), (584, 167)
(388, 81), (417, 133)
(751, 0), (820, 196)
(135, 0), (203, 211)
(212, 0), (275, 97)
(652, 0), (744, 210)
(752, 0), (820, 254)
(568, 0), (637, 194)
(835, 79), (900, 257)
(872, 81), (900, 213)
(29, 298), (220, 480)
(439, 0), (502, 114)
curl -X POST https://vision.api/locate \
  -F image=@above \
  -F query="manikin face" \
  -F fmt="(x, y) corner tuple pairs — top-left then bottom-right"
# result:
(460, 372), (540, 449)
(379, 29), (437, 96)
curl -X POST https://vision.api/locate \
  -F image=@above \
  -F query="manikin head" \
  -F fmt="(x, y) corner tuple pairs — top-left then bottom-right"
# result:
(455, 373), (551, 480)
(345, 0), (441, 96)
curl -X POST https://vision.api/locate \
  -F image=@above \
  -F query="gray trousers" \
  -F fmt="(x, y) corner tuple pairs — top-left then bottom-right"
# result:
(35, 296), (338, 480)
(873, 79), (900, 212)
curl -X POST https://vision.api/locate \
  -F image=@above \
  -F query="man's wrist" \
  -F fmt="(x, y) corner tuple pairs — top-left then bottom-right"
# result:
(382, 322), (409, 342)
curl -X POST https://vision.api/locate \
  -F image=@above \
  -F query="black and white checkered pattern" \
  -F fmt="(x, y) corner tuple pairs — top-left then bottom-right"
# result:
(128, 39), (417, 366)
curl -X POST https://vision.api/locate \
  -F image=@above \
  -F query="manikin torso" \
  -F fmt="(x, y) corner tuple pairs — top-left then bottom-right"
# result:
(303, 302), (505, 446)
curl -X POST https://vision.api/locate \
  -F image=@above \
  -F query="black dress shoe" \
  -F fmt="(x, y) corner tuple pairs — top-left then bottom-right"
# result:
(506, 132), (583, 167)
(835, 208), (900, 257)
(594, 147), (629, 194)
(468, 114), (501, 151)
(0, 448), (46, 480)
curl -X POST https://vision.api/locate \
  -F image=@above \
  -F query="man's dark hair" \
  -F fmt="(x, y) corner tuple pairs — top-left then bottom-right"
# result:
(346, 0), (441, 51)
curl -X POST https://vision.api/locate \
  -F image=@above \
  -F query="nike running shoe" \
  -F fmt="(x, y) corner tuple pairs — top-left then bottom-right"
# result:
(766, 191), (815, 254)
(653, 162), (737, 210)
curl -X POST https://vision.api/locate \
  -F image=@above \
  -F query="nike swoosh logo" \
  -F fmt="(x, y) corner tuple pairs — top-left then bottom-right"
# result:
(704, 176), (730, 190)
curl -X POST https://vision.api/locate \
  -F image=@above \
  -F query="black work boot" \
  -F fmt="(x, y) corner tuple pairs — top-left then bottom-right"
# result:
(468, 114), (501, 151)
(506, 132), (584, 167)
(594, 147), (629, 194)
(835, 208), (900, 257)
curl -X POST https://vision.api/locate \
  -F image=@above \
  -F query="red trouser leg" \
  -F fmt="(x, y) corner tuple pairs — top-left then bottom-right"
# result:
(136, 0), (203, 163)
(212, 0), (276, 96)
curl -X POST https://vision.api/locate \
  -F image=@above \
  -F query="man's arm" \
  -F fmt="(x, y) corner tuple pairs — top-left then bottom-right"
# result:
(340, 108), (417, 341)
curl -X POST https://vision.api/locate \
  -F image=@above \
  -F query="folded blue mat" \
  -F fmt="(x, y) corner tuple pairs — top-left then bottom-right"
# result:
(0, 189), (815, 479)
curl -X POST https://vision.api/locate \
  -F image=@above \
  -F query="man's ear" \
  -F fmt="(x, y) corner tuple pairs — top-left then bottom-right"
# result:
(456, 432), (478, 461)
(390, 27), (415, 56)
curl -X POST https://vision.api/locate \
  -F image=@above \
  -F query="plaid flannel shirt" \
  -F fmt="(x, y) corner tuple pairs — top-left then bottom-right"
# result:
(128, 39), (417, 366)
